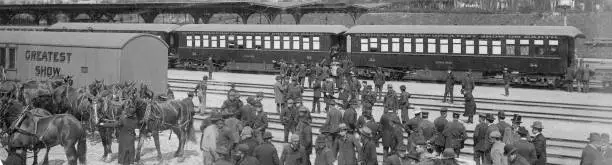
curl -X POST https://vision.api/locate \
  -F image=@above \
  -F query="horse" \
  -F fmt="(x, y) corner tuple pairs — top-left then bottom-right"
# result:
(0, 97), (87, 165)
(132, 94), (196, 163)
(20, 80), (55, 107)
(0, 81), (22, 100)
(92, 95), (130, 162)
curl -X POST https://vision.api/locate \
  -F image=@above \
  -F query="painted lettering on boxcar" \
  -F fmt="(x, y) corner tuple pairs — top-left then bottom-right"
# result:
(34, 66), (61, 77)
(24, 50), (72, 63)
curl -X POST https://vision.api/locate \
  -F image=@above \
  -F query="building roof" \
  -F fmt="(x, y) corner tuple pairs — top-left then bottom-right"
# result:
(346, 25), (585, 37)
(0, 31), (168, 49)
(48, 23), (181, 33)
(174, 24), (348, 34)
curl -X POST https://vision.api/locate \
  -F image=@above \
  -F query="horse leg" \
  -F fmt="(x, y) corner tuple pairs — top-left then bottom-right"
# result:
(32, 148), (39, 165)
(99, 127), (111, 161)
(42, 147), (51, 165)
(152, 132), (163, 161)
(63, 145), (78, 165)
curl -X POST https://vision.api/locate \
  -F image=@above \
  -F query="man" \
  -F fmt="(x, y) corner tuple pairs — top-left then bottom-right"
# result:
(343, 100), (358, 132)
(361, 81), (368, 95)
(239, 127), (259, 156)
(489, 131), (507, 165)
(195, 76), (208, 113)
(351, 75), (361, 101)
(0, 65), (5, 81)
(206, 56), (214, 79)
(281, 99), (299, 142)
(432, 107), (449, 155)
(359, 127), (378, 165)
(314, 134), (335, 165)
(240, 96), (258, 127)
(322, 78), (335, 112)
(295, 106), (313, 165)
(361, 85), (376, 112)
(502, 68), (511, 96)
(514, 127), (537, 164)
(380, 109), (399, 158)
(252, 103), (268, 143)
(383, 84), (398, 113)
(463, 88), (476, 124)
(602, 133), (612, 162)
(253, 132), (280, 165)
(200, 114), (223, 165)
(374, 67), (386, 100)
(496, 111), (510, 138)
(221, 112), (241, 159)
(357, 109), (379, 142)
(565, 65), (576, 92)
(221, 91), (244, 116)
(322, 101), (342, 138)
(443, 68), (456, 103)
(99, 108), (139, 165)
(462, 70), (476, 94)
(473, 114), (488, 165)
(484, 113), (500, 164)
(281, 134), (307, 165)
(235, 144), (260, 165)
(298, 63), (307, 88)
(414, 140), (436, 163)
(382, 144), (408, 165)
(503, 114), (523, 145)
(580, 133), (605, 165)
(581, 64), (594, 93)
(531, 121), (547, 165)
(443, 112), (467, 157)
(398, 85), (411, 124)
(505, 145), (531, 165)
(334, 123), (361, 165)
(287, 78), (304, 101)
(419, 112), (436, 142)
(312, 77), (322, 113)
(275, 75), (287, 113)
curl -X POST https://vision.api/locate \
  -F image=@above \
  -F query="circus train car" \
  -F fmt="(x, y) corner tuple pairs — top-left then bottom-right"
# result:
(345, 25), (585, 87)
(0, 25), (48, 31)
(0, 31), (168, 93)
(173, 24), (348, 72)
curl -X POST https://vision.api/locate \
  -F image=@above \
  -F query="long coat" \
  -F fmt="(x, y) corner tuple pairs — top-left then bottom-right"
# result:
(433, 116), (448, 146)
(580, 144), (605, 165)
(463, 92), (476, 117)
(296, 120), (313, 155)
(473, 122), (489, 152)
(443, 120), (467, 149)
(334, 135), (362, 165)
(383, 90), (398, 111)
(315, 147), (335, 165)
(361, 139), (378, 165)
(281, 144), (307, 165)
(342, 107), (357, 131)
(253, 142), (280, 165)
(514, 139), (537, 165)
(323, 107), (343, 133)
(274, 82), (287, 104)
(380, 112), (397, 148)
(101, 116), (139, 165)
(532, 133), (547, 165)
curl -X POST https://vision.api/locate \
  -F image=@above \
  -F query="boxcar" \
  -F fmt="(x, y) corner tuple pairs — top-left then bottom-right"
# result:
(345, 25), (584, 87)
(173, 24), (348, 72)
(0, 31), (168, 93)
(0, 26), (48, 31)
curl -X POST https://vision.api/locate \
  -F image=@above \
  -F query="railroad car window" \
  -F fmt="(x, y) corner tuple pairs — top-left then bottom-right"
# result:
(246, 36), (253, 49)
(466, 40), (475, 54)
(8, 48), (15, 69)
(194, 35), (201, 47)
(492, 41), (502, 55)
(440, 39), (448, 53)
(381, 38), (389, 52)
(186, 35), (193, 47)
(283, 36), (291, 50)
(228, 35), (235, 48)
(520, 39), (529, 56)
(416, 38), (424, 53)
(203, 35), (210, 47)
(293, 36), (300, 50)
(237, 36), (244, 48)
(506, 39), (515, 56)
(265, 36), (271, 49)
(274, 36), (281, 49)
(478, 40), (488, 55)
(255, 36), (262, 47)
(313, 37), (320, 50)
(211, 36), (218, 48)
(403, 38), (412, 52)
(392, 38), (400, 52)
(548, 40), (559, 56)
(452, 39), (461, 54)
(220, 36), (227, 48)
(0, 48), (5, 67)
(361, 38), (368, 52)
(427, 38), (436, 53)
(534, 40), (545, 56)
(369, 38), (378, 52)
(303, 37), (311, 50)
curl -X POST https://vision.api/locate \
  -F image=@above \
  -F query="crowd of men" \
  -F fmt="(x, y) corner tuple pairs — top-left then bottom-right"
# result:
(195, 57), (611, 165)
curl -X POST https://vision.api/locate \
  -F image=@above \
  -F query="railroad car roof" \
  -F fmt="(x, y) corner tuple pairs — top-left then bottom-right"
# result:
(174, 24), (348, 34)
(0, 26), (48, 29)
(0, 31), (167, 49)
(346, 25), (585, 37)
(48, 23), (181, 33)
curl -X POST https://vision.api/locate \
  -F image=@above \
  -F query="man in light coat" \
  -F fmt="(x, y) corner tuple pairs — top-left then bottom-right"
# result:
(490, 131), (507, 165)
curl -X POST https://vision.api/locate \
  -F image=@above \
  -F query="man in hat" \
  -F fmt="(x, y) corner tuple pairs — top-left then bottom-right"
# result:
(361, 81), (368, 96)
(350, 75), (361, 101)
(602, 133), (612, 161)
(530, 121), (546, 165)
(335, 123), (362, 165)
(463, 88), (476, 124)
(281, 99), (299, 142)
(206, 56), (214, 79)
(295, 106), (313, 165)
(99, 107), (139, 165)
(228, 83), (239, 96)
(483, 113), (499, 164)
(275, 75), (288, 113)
(580, 64), (594, 93)
(443, 112), (467, 157)
(359, 127), (378, 165)
(503, 114), (523, 145)
(580, 133), (605, 165)
(253, 132), (280, 165)
(414, 140), (436, 163)
(235, 144), (260, 165)
(343, 100), (358, 132)
(287, 78), (304, 101)
(374, 67), (386, 100)
(502, 68), (511, 96)
(380, 109), (400, 158)
(222, 90), (244, 116)
(312, 77), (322, 113)
(357, 109), (379, 142)
(240, 96), (258, 127)
(383, 84), (398, 113)
(297, 63), (307, 88)
(252, 102), (268, 143)
(473, 113), (488, 165)
(398, 85), (412, 124)
(565, 65), (576, 92)
(281, 134), (307, 165)
(200, 114), (223, 165)
(219, 112), (241, 160)
(419, 111), (436, 141)
(322, 100), (342, 137)
(505, 145), (531, 165)
(195, 75), (209, 112)
(322, 77), (335, 112)
(496, 111), (510, 138)
(443, 67), (456, 103)
(432, 107), (449, 155)
(462, 69), (476, 95)
(314, 134), (335, 165)
(239, 126), (259, 157)
(361, 85), (377, 112)
(513, 127), (536, 164)
(489, 131), (507, 165)
(382, 144), (408, 165)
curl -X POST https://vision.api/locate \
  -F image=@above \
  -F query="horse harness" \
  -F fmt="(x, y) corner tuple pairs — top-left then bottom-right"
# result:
(8, 107), (67, 151)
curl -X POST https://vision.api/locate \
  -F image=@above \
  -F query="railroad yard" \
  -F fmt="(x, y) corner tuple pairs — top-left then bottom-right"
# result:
(4, 69), (609, 165)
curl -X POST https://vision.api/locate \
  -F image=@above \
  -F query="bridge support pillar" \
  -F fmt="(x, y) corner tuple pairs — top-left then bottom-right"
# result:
(289, 11), (305, 24)
(346, 9), (366, 25)
(236, 11), (254, 24)
(189, 12), (214, 24)
(139, 12), (158, 23)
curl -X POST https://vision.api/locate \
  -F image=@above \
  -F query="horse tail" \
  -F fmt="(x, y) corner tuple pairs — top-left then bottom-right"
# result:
(76, 130), (87, 164)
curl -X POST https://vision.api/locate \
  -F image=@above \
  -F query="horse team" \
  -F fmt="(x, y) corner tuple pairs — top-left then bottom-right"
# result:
(0, 78), (196, 165)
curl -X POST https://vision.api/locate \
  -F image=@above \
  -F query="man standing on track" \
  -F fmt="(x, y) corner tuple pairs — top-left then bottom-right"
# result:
(463, 86), (476, 124)
(531, 121), (547, 165)
(374, 67), (386, 100)
(503, 68), (511, 96)
(565, 65), (576, 92)
(443, 68), (456, 103)
(195, 76), (208, 113)
(274, 76), (287, 113)
(581, 64), (594, 93)
(398, 85), (411, 124)
(462, 70), (476, 95)
(312, 78), (322, 114)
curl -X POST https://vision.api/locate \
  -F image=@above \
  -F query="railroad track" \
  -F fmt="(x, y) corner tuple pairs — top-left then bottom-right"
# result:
(167, 80), (606, 165)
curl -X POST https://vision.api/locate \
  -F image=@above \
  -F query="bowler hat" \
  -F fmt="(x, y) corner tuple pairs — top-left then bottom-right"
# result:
(387, 84), (393, 88)
(511, 114), (522, 123)
(486, 113), (495, 121)
(187, 92), (195, 97)
(362, 81), (367, 84)
(498, 111), (506, 119)
(422, 112), (429, 119)
(202, 76), (209, 80)
(263, 132), (273, 139)
(256, 92), (264, 98)
(400, 85), (406, 90)
(315, 135), (327, 144)
(441, 148), (457, 159)
(517, 127), (529, 136)
(452, 112), (460, 118)
(440, 107), (448, 113)
(504, 145), (517, 156)
(588, 132), (601, 142)
(366, 85), (372, 89)
(237, 144), (250, 153)
(531, 121), (543, 129)
(413, 107), (422, 115)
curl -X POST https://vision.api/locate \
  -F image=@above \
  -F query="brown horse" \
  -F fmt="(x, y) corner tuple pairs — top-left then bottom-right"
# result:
(20, 80), (55, 107)
(0, 98), (87, 165)
(133, 95), (196, 162)
(92, 96), (129, 162)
